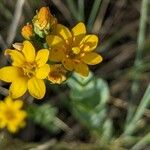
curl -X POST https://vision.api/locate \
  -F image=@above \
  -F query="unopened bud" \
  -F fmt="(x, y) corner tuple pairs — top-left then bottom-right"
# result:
(32, 7), (57, 37)
(21, 24), (34, 40)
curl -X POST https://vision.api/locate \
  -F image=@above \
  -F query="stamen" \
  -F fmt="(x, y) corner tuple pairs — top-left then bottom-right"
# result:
(5, 109), (16, 120)
(22, 62), (37, 78)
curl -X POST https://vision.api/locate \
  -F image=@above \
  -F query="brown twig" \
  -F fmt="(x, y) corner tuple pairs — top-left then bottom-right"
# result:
(92, 0), (110, 33)
(109, 96), (150, 118)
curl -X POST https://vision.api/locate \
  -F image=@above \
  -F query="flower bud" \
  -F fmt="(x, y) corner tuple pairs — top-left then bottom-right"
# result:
(21, 24), (34, 40)
(32, 7), (57, 37)
(12, 43), (23, 51)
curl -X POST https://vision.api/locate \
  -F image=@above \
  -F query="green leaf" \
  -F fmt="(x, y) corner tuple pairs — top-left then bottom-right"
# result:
(67, 72), (110, 131)
(27, 103), (59, 133)
(131, 132), (150, 150)
(101, 119), (113, 143)
(87, 0), (102, 31)
(34, 26), (45, 38)
(124, 84), (150, 135)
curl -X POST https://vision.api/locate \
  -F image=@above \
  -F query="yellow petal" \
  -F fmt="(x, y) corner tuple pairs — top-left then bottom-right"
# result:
(7, 124), (18, 133)
(49, 48), (65, 62)
(81, 52), (103, 65)
(0, 119), (6, 128)
(80, 35), (98, 52)
(22, 41), (35, 62)
(5, 49), (25, 67)
(0, 101), (5, 111)
(72, 22), (86, 36)
(5, 96), (13, 107)
(35, 49), (49, 67)
(36, 64), (50, 79)
(46, 35), (64, 48)
(14, 100), (23, 109)
(72, 47), (80, 54)
(0, 66), (21, 82)
(56, 24), (72, 41)
(28, 77), (45, 99)
(17, 111), (27, 120)
(9, 77), (28, 99)
(74, 61), (89, 76)
(62, 59), (74, 71)
(72, 35), (85, 47)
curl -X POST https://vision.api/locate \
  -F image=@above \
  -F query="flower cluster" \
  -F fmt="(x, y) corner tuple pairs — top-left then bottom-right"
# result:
(0, 7), (102, 133)
(46, 23), (102, 76)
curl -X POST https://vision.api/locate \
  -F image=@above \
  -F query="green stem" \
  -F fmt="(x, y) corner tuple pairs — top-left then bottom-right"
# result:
(131, 132), (150, 150)
(78, 0), (84, 21)
(135, 0), (148, 66)
(126, 0), (149, 125)
(124, 84), (150, 135)
(66, 0), (79, 21)
(54, 117), (71, 132)
(87, 0), (102, 32)
(131, 0), (148, 98)
(0, 2), (12, 20)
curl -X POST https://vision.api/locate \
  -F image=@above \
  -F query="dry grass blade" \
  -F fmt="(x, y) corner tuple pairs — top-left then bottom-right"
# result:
(0, 86), (9, 96)
(51, 0), (73, 24)
(6, 0), (25, 46)
(92, 0), (110, 33)
(0, 34), (7, 49)
(30, 139), (57, 150)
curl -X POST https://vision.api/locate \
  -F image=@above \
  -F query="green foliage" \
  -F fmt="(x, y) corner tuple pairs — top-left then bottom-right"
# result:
(27, 103), (59, 133)
(34, 26), (45, 38)
(87, 0), (102, 31)
(124, 84), (150, 135)
(100, 118), (113, 144)
(67, 72), (110, 135)
(131, 132), (150, 150)
(66, 0), (78, 21)
(67, 72), (150, 148)
(125, 0), (150, 138)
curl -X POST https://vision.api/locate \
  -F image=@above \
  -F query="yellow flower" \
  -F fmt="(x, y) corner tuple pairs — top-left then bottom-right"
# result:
(0, 96), (27, 133)
(48, 64), (67, 84)
(33, 7), (57, 36)
(46, 22), (103, 76)
(0, 41), (50, 99)
(21, 24), (34, 40)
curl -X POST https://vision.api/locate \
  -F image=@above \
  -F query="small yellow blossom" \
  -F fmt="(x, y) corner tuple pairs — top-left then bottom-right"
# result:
(48, 64), (67, 84)
(0, 96), (27, 133)
(0, 41), (50, 99)
(46, 22), (103, 76)
(33, 7), (57, 36)
(21, 24), (34, 40)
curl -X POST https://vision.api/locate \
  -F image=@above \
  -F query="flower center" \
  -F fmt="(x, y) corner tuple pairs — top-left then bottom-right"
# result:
(22, 62), (37, 78)
(5, 109), (16, 121)
(49, 72), (60, 80)
(64, 39), (82, 59)
(65, 45), (80, 59)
